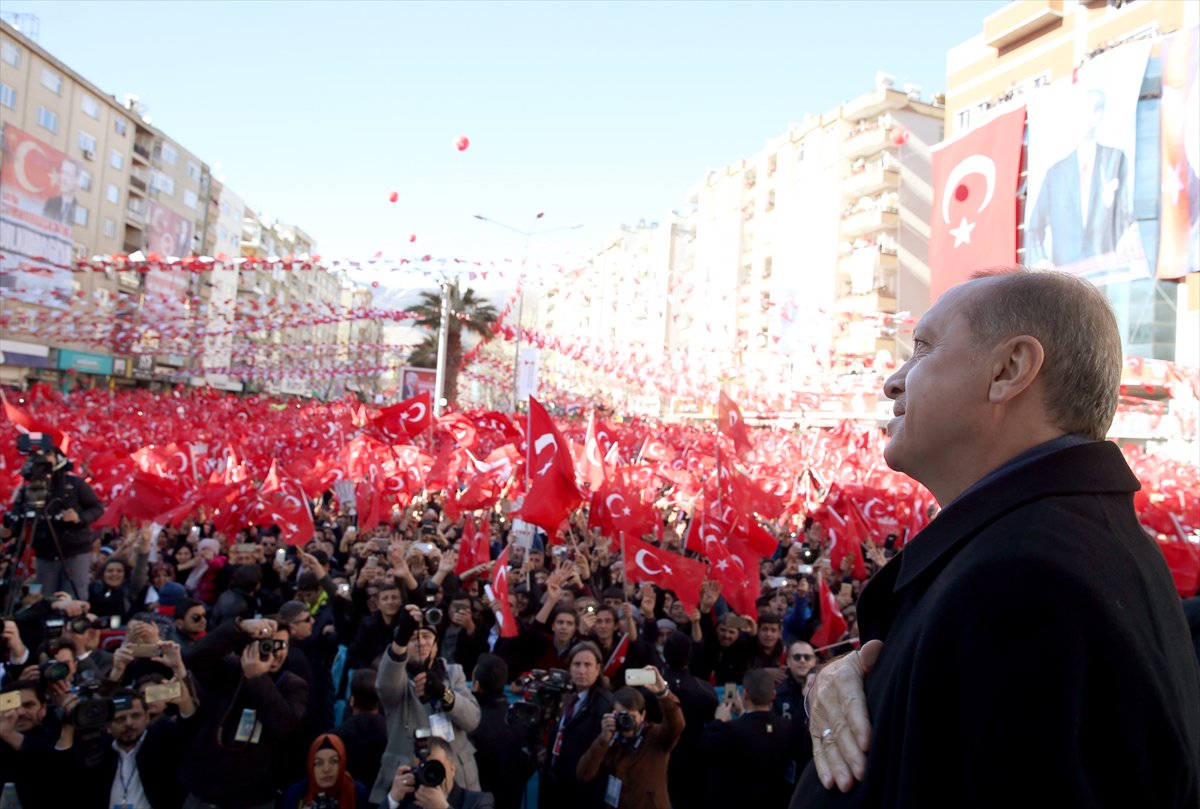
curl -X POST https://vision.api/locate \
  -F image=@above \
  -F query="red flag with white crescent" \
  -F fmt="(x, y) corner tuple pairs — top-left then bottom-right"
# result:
(603, 633), (631, 679)
(928, 106), (1026, 302)
(622, 534), (707, 614)
(811, 574), (848, 649)
(490, 545), (519, 638)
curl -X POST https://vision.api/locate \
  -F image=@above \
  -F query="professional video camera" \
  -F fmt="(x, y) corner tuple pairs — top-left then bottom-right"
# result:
(69, 680), (135, 731)
(412, 727), (447, 788)
(16, 433), (61, 515)
(507, 668), (574, 763)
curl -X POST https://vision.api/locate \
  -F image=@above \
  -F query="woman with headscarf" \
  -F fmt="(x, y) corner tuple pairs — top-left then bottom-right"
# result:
(280, 733), (369, 809)
(181, 538), (226, 605)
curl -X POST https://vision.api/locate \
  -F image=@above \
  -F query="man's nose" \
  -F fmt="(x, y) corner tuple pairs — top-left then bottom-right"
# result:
(883, 367), (905, 400)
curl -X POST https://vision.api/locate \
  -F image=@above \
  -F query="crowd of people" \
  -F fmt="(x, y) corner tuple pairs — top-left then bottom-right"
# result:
(0, 469), (867, 809)
(0, 269), (1198, 809)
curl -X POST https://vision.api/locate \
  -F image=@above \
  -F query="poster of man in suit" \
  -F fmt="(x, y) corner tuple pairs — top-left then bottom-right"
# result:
(1024, 40), (1152, 286)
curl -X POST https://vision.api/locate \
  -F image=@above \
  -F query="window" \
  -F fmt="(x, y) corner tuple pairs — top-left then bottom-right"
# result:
(79, 131), (97, 154)
(106, 184), (120, 204)
(104, 218), (116, 238)
(41, 69), (62, 95)
(956, 108), (971, 131)
(0, 82), (13, 110)
(151, 171), (175, 196)
(187, 161), (201, 180)
(78, 169), (92, 191)
(73, 205), (89, 227)
(81, 95), (100, 118)
(110, 149), (124, 170)
(183, 189), (198, 209)
(160, 143), (178, 166)
(0, 42), (19, 67)
(36, 106), (59, 133)
(114, 117), (128, 137)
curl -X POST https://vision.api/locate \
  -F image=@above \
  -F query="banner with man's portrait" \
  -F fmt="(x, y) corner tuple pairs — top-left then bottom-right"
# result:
(1157, 26), (1199, 281)
(1023, 40), (1152, 286)
(0, 125), (77, 309)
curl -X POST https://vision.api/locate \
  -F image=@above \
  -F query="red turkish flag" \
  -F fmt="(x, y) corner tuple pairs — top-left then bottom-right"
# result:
(1, 391), (65, 449)
(928, 106), (1026, 302)
(810, 574), (848, 649)
(490, 545), (519, 638)
(701, 532), (759, 617)
(622, 534), (707, 614)
(455, 514), (490, 574)
(580, 410), (607, 490)
(513, 397), (582, 533)
(372, 392), (431, 439)
(717, 392), (753, 456)
(260, 460), (316, 547)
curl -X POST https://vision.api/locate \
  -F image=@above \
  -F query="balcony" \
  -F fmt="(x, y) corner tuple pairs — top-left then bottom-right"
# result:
(843, 125), (894, 160)
(842, 163), (900, 198)
(841, 207), (899, 238)
(983, 0), (1063, 49)
(125, 204), (146, 227)
(129, 172), (148, 194)
(838, 246), (898, 278)
(842, 88), (908, 122)
(132, 143), (151, 163)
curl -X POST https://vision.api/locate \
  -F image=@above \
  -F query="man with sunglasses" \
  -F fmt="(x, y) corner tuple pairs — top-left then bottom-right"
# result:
(173, 598), (208, 653)
(774, 640), (816, 781)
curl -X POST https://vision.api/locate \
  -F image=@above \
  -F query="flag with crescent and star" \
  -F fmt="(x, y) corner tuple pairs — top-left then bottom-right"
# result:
(490, 545), (519, 638)
(513, 397), (582, 534)
(928, 106), (1026, 302)
(622, 534), (707, 614)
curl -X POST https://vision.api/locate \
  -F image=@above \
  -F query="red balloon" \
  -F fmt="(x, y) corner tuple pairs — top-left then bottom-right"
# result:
(892, 128), (910, 146)
(388, 191), (399, 203)
(455, 135), (470, 152)
(409, 234), (417, 243)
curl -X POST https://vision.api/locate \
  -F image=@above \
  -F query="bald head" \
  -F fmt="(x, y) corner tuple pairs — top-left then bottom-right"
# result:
(963, 268), (1121, 441)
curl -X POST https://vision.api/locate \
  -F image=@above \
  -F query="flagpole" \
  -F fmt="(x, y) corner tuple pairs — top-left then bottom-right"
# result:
(525, 396), (532, 491)
(619, 529), (630, 600)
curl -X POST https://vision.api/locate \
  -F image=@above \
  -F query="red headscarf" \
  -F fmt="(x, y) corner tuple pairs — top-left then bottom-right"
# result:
(304, 733), (357, 808)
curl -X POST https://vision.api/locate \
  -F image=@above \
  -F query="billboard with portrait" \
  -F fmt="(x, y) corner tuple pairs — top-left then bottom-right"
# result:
(399, 366), (436, 400)
(143, 201), (194, 304)
(1023, 40), (1152, 286)
(0, 125), (77, 309)
(1158, 26), (1199, 281)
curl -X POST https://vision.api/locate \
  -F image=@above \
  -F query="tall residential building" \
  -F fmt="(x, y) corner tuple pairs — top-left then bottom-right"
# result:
(674, 80), (943, 414)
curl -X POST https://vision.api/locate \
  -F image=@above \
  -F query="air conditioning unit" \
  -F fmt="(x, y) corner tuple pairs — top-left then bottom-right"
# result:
(82, 149), (95, 161)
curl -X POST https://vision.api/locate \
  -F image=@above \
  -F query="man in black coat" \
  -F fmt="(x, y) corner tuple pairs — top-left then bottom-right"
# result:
(797, 270), (1200, 808)
(468, 654), (533, 809)
(330, 669), (388, 791)
(661, 630), (717, 809)
(180, 617), (308, 809)
(701, 669), (795, 808)
(1, 448), (104, 600)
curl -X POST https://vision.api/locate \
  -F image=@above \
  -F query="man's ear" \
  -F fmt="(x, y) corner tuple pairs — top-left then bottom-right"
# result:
(988, 335), (1045, 403)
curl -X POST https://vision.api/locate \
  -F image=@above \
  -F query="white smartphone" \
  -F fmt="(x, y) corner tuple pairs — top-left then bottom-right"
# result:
(624, 669), (656, 687)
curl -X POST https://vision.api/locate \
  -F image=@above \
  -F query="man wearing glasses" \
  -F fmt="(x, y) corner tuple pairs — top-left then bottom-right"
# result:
(774, 641), (817, 781)
(173, 598), (208, 653)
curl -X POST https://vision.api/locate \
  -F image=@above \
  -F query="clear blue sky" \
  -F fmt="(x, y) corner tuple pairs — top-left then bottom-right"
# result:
(9, 0), (1001, 279)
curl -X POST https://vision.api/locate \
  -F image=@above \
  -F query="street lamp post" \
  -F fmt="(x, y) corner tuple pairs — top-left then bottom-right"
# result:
(472, 213), (582, 411)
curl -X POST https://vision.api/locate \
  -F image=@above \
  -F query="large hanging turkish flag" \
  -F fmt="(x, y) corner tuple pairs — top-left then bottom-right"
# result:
(513, 397), (582, 534)
(928, 106), (1026, 302)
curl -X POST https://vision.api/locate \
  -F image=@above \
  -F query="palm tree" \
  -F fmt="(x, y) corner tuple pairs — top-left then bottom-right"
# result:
(405, 280), (497, 407)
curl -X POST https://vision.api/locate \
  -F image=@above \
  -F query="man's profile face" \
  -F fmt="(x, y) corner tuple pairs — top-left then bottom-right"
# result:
(58, 160), (78, 196)
(289, 611), (314, 641)
(882, 284), (990, 494)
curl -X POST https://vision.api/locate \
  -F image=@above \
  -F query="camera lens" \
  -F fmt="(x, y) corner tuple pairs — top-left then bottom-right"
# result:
(416, 759), (446, 787)
(423, 607), (443, 626)
(615, 713), (636, 732)
(40, 661), (70, 682)
(258, 638), (275, 661)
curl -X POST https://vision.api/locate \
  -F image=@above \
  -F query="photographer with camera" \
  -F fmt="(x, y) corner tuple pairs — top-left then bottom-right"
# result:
(539, 641), (614, 809)
(179, 616), (309, 809)
(371, 604), (481, 807)
(386, 734), (495, 809)
(0, 437), (104, 601)
(576, 666), (682, 809)
(0, 679), (62, 807)
(57, 678), (198, 809)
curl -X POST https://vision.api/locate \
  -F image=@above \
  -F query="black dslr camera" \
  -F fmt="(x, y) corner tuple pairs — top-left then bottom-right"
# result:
(257, 637), (286, 662)
(412, 728), (446, 787)
(419, 579), (443, 627)
(615, 712), (637, 732)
